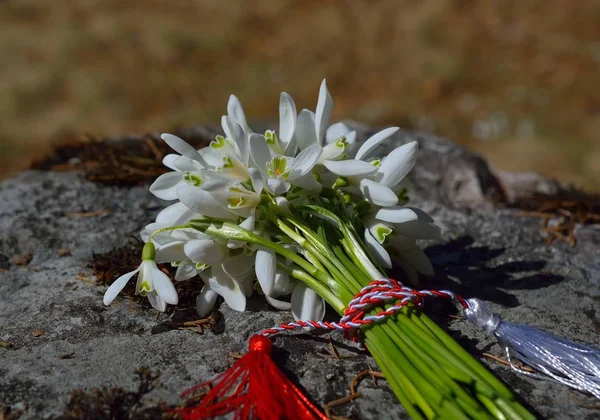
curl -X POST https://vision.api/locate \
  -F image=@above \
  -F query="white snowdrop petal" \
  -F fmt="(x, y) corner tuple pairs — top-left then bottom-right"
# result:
(265, 295), (292, 311)
(239, 214), (255, 231)
(227, 95), (249, 135)
(176, 184), (238, 219)
(378, 141), (418, 187)
(271, 270), (296, 297)
(198, 148), (223, 168)
(155, 242), (186, 263)
(175, 261), (198, 281)
(149, 172), (182, 200)
(248, 168), (264, 194)
(266, 178), (291, 195)
(279, 92), (297, 145)
(222, 116), (248, 164)
(355, 127), (400, 161)
(162, 154), (180, 171)
(364, 228), (392, 269)
(196, 286), (218, 318)
(406, 206), (435, 222)
(255, 249), (276, 296)
(283, 137), (298, 156)
(295, 109), (317, 150)
(184, 239), (226, 265)
(288, 144), (322, 179)
(172, 156), (200, 172)
(147, 293), (167, 312)
(290, 172), (322, 194)
(325, 122), (351, 143)
(375, 207), (419, 224)
(249, 133), (272, 176)
(152, 266), (178, 305)
(345, 130), (357, 145)
(359, 179), (398, 207)
(103, 267), (140, 305)
(209, 265), (246, 312)
(200, 177), (237, 192)
(161, 134), (206, 166)
(156, 202), (197, 225)
(315, 79), (333, 145)
(323, 159), (378, 177)
(291, 283), (326, 322)
(222, 254), (255, 279)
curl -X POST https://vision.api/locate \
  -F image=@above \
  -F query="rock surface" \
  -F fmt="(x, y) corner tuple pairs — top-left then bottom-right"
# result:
(1, 124), (599, 419)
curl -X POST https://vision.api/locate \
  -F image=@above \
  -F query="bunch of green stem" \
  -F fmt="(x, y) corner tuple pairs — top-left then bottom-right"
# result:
(198, 196), (533, 420)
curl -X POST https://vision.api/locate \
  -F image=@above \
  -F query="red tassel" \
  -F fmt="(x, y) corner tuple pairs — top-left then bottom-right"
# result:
(179, 335), (327, 420)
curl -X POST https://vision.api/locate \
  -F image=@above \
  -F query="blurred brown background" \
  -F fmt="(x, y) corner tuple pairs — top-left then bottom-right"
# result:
(1, 1), (599, 189)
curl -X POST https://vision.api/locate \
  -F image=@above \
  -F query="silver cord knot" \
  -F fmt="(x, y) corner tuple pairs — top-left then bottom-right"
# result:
(464, 298), (502, 336)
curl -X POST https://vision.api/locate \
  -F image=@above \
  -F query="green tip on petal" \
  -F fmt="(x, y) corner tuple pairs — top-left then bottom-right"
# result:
(184, 172), (204, 187)
(139, 280), (152, 294)
(211, 135), (227, 149)
(222, 155), (234, 168)
(334, 136), (348, 149)
(265, 130), (276, 144)
(374, 224), (393, 244)
(142, 241), (156, 260)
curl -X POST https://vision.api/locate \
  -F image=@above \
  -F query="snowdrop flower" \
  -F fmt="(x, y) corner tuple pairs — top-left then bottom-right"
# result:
(249, 134), (323, 195)
(103, 242), (178, 311)
(324, 132), (417, 208)
(260, 92), (299, 157)
(197, 253), (255, 315)
(149, 134), (209, 200)
(175, 182), (258, 220)
(363, 207), (439, 281)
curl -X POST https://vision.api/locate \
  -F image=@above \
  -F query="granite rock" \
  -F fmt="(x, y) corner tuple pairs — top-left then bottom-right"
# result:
(1, 124), (599, 419)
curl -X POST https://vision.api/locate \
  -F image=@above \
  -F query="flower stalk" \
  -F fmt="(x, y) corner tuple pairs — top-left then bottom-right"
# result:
(203, 199), (533, 419)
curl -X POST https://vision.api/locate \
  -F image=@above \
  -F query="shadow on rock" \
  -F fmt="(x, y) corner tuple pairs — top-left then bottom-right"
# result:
(421, 235), (565, 307)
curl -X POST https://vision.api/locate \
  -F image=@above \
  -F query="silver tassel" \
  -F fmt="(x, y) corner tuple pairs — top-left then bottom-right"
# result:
(464, 298), (600, 399)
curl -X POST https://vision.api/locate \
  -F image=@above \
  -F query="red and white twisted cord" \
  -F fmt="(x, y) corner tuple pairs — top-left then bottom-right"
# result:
(261, 279), (468, 337)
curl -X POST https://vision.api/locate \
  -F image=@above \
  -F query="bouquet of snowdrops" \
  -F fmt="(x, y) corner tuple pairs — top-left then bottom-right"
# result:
(103, 80), (533, 419)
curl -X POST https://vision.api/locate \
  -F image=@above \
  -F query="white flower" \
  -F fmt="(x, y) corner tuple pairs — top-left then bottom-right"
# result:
(249, 134), (323, 195)
(103, 242), (178, 312)
(149, 134), (208, 200)
(374, 207), (441, 239)
(197, 253), (255, 314)
(363, 208), (439, 282)
(323, 134), (417, 208)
